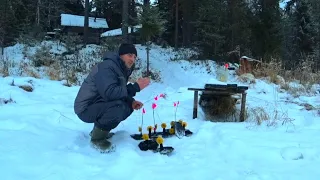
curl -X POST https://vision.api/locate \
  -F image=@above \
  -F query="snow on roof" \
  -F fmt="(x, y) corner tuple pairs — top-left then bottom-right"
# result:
(61, 13), (108, 29)
(240, 56), (261, 62)
(101, 25), (141, 37)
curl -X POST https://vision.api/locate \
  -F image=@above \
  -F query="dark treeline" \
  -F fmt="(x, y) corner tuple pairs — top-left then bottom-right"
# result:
(0, 0), (319, 70)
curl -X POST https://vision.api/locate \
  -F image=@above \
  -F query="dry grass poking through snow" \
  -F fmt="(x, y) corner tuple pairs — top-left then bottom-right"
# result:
(248, 57), (320, 97)
(46, 62), (62, 81)
(253, 58), (283, 84)
(0, 97), (15, 104)
(19, 61), (40, 79)
(0, 57), (13, 77)
(245, 103), (295, 130)
(251, 107), (269, 125)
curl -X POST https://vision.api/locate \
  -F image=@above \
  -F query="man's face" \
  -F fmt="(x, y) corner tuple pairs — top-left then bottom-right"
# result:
(120, 53), (136, 69)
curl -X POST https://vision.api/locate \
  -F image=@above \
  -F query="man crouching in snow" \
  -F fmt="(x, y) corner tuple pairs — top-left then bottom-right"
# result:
(74, 43), (150, 152)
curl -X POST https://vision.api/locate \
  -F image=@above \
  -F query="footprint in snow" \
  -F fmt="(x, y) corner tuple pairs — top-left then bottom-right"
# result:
(73, 132), (91, 148)
(280, 146), (304, 160)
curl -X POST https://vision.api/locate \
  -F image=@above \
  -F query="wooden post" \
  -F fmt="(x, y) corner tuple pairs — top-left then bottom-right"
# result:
(146, 41), (151, 76)
(193, 90), (198, 119)
(240, 92), (247, 122)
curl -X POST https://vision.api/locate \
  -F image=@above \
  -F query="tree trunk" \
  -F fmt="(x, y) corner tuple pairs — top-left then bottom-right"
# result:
(147, 45), (150, 76)
(182, 0), (192, 47)
(48, 2), (51, 28)
(175, 0), (179, 50)
(36, 0), (40, 26)
(142, 0), (150, 45)
(122, 0), (129, 42)
(129, 0), (135, 34)
(144, 0), (150, 6)
(84, 0), (89, 45)
(0, 0), (7, 53)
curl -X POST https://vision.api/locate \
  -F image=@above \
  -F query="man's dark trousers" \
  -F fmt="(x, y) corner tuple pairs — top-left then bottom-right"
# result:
(77, 100), (133, 131)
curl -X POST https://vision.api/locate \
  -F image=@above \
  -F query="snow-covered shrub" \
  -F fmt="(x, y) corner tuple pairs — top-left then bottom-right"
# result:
(142, 69), (162, 82)
(280, 81), (318, 97)
(9, 79), (34, 92)
(237, 73), (256, 84)
(42, 45), (102, 86)
(129, 67), (162, 83)
(60, 34), (82, 53)
(99, 37), (122, 53)
(18, 60), (40, 78)
(29, 45), (55, 67)
(46, 61), (62, 81)
(169, 48), (199, 61)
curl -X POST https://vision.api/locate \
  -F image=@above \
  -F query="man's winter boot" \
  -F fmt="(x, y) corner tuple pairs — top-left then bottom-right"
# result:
(90, 126), (114, 153)
(90, 125), (114, 139)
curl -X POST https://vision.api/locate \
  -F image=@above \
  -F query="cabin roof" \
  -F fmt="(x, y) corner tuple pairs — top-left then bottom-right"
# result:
(101, 25), (141, 37)
(61, 13), (109, 29)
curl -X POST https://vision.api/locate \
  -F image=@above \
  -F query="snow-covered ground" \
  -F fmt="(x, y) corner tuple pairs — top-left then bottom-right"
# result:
(1, 43), (320, 180)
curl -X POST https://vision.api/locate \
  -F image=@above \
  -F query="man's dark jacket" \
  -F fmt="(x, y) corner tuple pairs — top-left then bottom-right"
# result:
(74, 52), (140, 116)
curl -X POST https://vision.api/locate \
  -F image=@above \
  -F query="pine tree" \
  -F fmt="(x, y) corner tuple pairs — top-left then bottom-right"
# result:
(294, 0), (315, 56)
(156, 0), (178, 46)
(284, 0), (316, 64)
(0, 0), (19, 46)
(309, 0), (320, 69)
(281, 7), (296, 68)
(193, 0), (228, 59)
(226, 0), (252, 57)
(181, 0), (196, 48)
(128, 0), (138, 28)
(249, 0), (282, 60)
(138, 5), (167, 42)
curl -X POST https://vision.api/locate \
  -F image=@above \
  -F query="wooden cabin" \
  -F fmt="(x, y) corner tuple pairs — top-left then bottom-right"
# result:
(238, 56), (261, 75)
(60, 13), (109, 44)
(100, 24), (141, 44)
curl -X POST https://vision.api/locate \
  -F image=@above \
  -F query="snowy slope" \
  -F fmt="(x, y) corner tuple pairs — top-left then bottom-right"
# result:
(1, 43), (320, 180)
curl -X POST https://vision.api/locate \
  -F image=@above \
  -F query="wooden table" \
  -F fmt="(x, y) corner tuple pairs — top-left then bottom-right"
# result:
(188, 84), (248, 122)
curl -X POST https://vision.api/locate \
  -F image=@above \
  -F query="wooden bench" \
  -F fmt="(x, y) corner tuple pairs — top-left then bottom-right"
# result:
(188, 84), (248, 122)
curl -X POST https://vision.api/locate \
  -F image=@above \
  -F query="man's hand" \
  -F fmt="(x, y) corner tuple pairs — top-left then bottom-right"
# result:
(132, 100), (143, 110)
(136, 77), (150, 90)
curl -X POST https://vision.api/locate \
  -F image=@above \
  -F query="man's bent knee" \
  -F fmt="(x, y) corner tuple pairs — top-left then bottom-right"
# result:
(95, 102), (131, 131)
